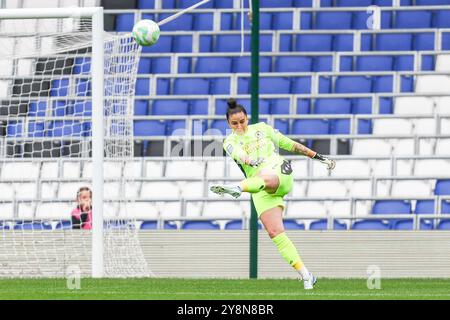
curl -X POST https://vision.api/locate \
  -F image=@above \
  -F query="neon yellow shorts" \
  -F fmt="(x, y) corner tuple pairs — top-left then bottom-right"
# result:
(252, 160), (294, 217)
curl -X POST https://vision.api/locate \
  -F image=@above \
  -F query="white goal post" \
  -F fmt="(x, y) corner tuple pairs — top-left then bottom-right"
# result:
(0, 7), (149, 278)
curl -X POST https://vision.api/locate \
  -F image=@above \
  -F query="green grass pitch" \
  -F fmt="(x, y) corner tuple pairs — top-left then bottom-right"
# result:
(0, 278), (449, 300)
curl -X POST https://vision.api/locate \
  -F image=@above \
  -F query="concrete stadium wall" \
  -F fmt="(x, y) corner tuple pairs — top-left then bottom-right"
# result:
(1, 230), (450, 278)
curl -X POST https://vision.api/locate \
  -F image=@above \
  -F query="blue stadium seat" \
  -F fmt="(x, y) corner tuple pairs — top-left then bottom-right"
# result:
(352, 98), (372, 114)
(414, 33), (434, 51)
(211, 78), (230, 94)
(173, 78), (210, 95)
(313, 56), (333, 71)
(373, 200), (411, 214)
(339, 56), (352, 71)
(220, 13), (233, 30)
(47, 121), (83, 137)
(151, 57), (171, 73)
(195, 57), (232, 73)
(395, 55), (414, 71)
(373, 76), (393, 93)
(178, 57), (191, 73)
(157, 79), (170, 95)
(7, 121), (23, 137)
(335, 76), (372, 93)
(392, 220), (433, 230)
(73, 57), (91, 74)
(292, 119), (329, 134)
(52, 101), (67, 117)
(215, 0), (234, 8)
(138, 0), (155, 8)
(395, 11), (432, 29)
(138, 57), (151, 74)
(297, 99), (311, 114)
(316, 12), (352, 29)
(140, 221), (157, 229)
(291, 77), (312, 94)
(352, 220), (390, 230)
(233, 56), (271, 73)
(417, 0), (450, 4)
(314, 98), (352, 114)
(135, 78), (150, 95)
(309, 219), (346, 230)
(50, 78), (69, 96)
(415, 200), (435, 214)
(400, 76), (414, 92)
(14, 221), (52, 230)
(141, 35), (172, 53)
(319, 77), (332, 93)
(421, 55), (435, 71)
(160, 0), (175, 8)
(157, 13), (193, 31)
(442, 201), (450, 213)
(182, 221), (220, 230)
(438, 220), (450, 230)
(237, 78), (250, 94)
(295, 34), (333, 51)
(194, 13), (214, 30)
(152, 100), (189, 115)
(275, 56), (313, 72)
(442, 33), (450, 50)
(190, 100), (209, 115)
(261, 0), (293, 7)
(210, 120), (229, 135)
(294, 0), (313, 6)
(75, 79), (91, 96)
(280, 34), (293, 51)
(433, 10), (450, 28)
(372, 200), (412, 228)
(225, 220), (243, 230)
(330, 119), (350, 134)
(179, 0), (213, 8)
(115, 13), (134, 32)
(273, 12), (293, 30)
(435, 180), (450, 195)
(356, 56), (394, 71)
(275, 120), (289, 134)
(336, 0), (372, 5)
(55, 221), (72, 230)
(173, 35), (193, 52)
(376, 33), (413, 51)
(358, 119), (372, 134)
(134, 100), (148, 116)
(134, 120), (166, 136)
(260, 77), (291, 94)
(28, 121), (45, 137)
(334, 34), (353, 51)
(284, 220), (305, 230)
(271, 99), (290, 114)
(28, 101), (47, 117)
(168, 120), (188, 135)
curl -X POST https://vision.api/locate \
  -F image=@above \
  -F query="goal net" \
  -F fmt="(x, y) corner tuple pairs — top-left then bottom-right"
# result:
(0, 8), (150, 278)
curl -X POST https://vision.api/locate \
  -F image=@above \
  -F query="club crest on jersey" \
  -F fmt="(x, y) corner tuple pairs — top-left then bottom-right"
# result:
(255, 131), (264, 140)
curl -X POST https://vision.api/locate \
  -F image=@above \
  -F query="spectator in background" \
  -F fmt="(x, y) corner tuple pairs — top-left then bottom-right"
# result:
(71, 186), (92, 230)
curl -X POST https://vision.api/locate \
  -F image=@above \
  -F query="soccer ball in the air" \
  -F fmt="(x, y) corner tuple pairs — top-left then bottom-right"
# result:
(132, 19), (160, 46)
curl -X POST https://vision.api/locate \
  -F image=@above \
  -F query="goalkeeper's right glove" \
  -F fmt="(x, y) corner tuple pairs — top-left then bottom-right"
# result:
(248, 157), (265, 168)
(312, 153), (336, 171)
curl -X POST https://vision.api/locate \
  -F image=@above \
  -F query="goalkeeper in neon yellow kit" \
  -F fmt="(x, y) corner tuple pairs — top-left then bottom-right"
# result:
(210, 99), (336, 290)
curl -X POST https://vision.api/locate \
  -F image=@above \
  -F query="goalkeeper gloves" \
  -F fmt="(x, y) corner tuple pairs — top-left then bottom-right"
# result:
(312, 153), (336, 171)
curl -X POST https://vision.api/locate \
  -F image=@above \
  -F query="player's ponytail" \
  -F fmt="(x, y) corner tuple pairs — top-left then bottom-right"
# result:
(226, 98), (247, 121)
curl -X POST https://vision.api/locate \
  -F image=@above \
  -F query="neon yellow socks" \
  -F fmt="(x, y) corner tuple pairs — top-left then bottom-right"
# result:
(272, 232), (311, 280)
(240, 176), (266, 193)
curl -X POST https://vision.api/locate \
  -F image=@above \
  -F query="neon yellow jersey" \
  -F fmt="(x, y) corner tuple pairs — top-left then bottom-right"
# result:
(223, 122), (297, 178)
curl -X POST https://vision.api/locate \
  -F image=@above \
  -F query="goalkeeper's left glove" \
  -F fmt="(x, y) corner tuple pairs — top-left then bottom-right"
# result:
(312, 153), (336, 171)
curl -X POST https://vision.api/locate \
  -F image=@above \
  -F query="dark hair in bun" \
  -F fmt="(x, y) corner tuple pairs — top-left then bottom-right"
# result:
(226, 98), (247, 121)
